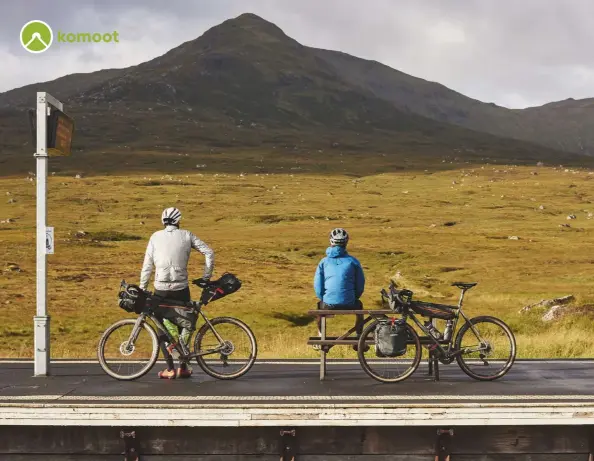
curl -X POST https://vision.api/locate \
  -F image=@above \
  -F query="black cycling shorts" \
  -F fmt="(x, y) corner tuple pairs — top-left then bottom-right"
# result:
(153, 287), (197, 331)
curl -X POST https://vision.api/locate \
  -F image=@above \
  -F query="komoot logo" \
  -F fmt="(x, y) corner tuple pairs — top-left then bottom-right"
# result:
(57, 30), (120, 44)
(20, 20), (119, 54)
(20, 20), (53, 53)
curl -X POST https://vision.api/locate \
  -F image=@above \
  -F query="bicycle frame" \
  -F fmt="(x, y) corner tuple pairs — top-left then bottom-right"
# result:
(126, 306), (228, 362)
(387, 287), (491, 359)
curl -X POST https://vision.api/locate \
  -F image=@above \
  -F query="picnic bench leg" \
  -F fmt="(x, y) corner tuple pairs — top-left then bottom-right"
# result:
(434, 356), (440, 382)
(320, 316), (327, 381)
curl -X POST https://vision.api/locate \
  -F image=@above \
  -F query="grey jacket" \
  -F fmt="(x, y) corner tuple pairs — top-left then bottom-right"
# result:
(139, 226), (214, 291)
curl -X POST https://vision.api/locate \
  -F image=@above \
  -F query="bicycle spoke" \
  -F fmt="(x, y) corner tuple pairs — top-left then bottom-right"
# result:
(195, 317), (257, 379)
(455, 316), (516, 380)
(98, 319), (158, 380)
(358, 323), (421, 383)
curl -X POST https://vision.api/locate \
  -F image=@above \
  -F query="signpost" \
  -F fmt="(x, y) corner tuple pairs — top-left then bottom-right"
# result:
(32, 92), (74, 376)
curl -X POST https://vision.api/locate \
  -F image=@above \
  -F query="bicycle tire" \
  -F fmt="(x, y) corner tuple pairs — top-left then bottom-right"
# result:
(357, 321), (422, 383)
(193, 316), (257, 380)
(454, 315), (516, 381)
(97, 318), (159, 381)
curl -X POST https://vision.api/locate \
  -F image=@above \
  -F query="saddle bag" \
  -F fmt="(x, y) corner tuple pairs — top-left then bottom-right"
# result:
(200, 272), (242, 305)
(374, 319), (408, 357)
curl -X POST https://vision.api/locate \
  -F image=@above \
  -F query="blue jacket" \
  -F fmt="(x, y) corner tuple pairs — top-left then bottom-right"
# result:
(314, 246), (365, 306)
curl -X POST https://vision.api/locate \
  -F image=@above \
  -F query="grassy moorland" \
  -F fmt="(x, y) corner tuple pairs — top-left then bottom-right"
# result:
(1, 157), (594, 359)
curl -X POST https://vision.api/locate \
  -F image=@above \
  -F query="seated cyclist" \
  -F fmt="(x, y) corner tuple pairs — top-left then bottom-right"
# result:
(314, 228), (366, 351)
(139, 207), (214, 379)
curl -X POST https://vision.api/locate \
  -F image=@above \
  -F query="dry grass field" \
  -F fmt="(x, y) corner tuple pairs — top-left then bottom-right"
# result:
(1, 157), (594, 359)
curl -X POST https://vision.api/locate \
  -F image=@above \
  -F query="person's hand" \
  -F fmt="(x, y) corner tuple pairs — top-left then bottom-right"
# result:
(193, 277), (210, 288)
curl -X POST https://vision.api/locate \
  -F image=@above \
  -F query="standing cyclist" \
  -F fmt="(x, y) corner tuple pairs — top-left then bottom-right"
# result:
(314, 228), (366, 351)
(139, 207), (215, 379)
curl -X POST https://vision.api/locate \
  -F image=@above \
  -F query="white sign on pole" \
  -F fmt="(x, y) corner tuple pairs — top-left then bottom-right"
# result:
(45, 227), (54, 254)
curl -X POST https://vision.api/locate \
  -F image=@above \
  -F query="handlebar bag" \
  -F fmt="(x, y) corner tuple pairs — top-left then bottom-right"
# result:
(118, 284), (147, 314)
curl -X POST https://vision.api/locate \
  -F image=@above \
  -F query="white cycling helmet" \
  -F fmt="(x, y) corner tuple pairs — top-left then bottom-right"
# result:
(329, 228), (349, 246)
(161, 207), (182, 226)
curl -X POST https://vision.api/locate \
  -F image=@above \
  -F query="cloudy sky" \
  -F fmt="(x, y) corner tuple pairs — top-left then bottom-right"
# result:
(3, 0), (594, 108)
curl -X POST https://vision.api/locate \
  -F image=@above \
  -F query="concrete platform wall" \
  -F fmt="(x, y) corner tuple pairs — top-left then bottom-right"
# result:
(0, 425), (592, 460)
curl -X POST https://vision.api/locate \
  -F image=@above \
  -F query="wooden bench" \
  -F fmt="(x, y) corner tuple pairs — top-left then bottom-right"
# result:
(307, 309), (447, 381)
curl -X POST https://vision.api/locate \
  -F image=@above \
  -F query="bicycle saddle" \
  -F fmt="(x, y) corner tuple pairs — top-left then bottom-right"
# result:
(452, 282), (477, 290)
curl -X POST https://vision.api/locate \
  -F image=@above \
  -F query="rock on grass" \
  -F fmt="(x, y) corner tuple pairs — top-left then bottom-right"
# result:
(520, 295), (575, 313)
(542, 305), (564, 322)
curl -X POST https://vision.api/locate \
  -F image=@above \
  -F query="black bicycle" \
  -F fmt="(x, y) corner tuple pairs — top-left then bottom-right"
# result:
(357, 281), (516, 383)
(97, 274), (257, 381)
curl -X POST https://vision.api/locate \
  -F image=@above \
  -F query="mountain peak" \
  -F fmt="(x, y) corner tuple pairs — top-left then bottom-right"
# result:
(232, 13), (275, 25)
(0, 13), (591, 164)
(212, 12), (290, 41)
(136, 12), (297, 71)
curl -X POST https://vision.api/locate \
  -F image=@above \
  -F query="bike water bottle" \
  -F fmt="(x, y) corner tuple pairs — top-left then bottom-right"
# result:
(443, 321), (454, 341)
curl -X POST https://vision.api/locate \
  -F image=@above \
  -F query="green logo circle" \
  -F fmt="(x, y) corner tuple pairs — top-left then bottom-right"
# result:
(20, 20), (53, 53)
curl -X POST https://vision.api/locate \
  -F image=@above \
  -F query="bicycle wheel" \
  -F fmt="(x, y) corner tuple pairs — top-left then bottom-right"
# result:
(357, 321), (422, 383)
(454, 315), (516, 381)
(194, 317), (257, 380)
(97, 318), (159, 380)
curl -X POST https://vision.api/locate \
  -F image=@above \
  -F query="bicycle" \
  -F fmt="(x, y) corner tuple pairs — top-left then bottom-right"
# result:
(357, 281), (516, 383)
(97, 275), (257, 381)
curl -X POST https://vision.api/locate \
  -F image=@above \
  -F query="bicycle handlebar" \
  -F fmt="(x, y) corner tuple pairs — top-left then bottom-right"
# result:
(394, 289), (413, 306)
(381, 285), (413, 311)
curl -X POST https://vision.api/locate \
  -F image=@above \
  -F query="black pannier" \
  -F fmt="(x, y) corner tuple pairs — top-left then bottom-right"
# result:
(374, 319), (408, 357)
(118, 283), (147, 314)
(410, 301), (455, 320)
(200, 273), (242, 305)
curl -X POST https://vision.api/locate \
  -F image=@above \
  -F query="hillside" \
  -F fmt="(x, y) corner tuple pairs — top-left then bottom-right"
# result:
(0, 13), (589, 176)
(2, 165), (594, 358)
(316, 49), (594, 155)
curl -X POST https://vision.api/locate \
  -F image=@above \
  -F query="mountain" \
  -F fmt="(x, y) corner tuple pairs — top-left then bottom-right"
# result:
(0, 13), (589, 175)
(315, 49), (594, 155)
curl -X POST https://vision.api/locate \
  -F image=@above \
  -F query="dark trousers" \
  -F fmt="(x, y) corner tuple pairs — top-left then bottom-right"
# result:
(154, 287), (191, 370)
(154, 287), (191, 302)
(317, 300), (364, 336)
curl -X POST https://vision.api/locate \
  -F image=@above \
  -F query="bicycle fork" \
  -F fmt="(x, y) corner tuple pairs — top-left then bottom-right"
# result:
(124, 315), (146, 352)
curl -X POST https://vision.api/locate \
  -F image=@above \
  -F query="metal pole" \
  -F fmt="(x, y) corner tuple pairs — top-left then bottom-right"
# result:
(319, 316), (326, 381)
(34, 92), (50, 376)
